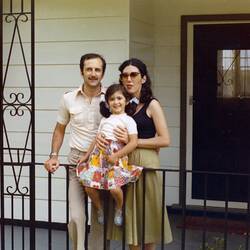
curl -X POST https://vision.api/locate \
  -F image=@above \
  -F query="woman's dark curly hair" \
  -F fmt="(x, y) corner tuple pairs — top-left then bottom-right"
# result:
(100, 83), (134, 118)
(118, 58), (153, 104)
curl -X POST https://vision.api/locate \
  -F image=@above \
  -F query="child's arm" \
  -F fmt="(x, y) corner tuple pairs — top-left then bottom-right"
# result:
(107, 134), (137, 164)
(78, 139), (96, 165)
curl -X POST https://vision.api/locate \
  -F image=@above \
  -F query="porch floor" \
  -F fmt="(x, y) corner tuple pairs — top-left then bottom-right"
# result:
(1, 214), (248, 250)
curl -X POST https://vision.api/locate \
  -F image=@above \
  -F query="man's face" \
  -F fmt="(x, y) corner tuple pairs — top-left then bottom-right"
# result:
(82, 58), (104, 88)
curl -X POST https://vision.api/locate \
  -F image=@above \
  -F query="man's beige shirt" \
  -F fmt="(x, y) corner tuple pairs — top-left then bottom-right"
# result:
(57, 85), (105, 152)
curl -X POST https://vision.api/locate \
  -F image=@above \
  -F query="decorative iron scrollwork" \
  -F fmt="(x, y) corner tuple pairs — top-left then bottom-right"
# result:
(1, 0), (35, 228)
(3, 103), (31, 116)
(5, 13), (29, 24)
(6, 182), (29, 195)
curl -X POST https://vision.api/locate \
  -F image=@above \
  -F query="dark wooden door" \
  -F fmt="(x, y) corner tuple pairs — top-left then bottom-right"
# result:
(192, 23), (250, 202)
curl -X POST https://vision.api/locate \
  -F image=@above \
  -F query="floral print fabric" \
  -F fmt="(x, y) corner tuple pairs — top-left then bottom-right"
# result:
(76, 141), (142, 190)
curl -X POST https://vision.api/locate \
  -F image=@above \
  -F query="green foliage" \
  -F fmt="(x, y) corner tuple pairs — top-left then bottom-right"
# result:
(198, 237), (243, 250)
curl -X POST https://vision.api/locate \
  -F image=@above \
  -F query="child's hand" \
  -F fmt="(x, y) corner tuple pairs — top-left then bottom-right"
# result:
(107, 154), (119, 165)
(77, 154), (89, 166)
(96, 132), (109, 150)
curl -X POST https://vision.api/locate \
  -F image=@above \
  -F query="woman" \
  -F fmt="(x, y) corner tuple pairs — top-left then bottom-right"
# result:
(106, 58), (173, 250)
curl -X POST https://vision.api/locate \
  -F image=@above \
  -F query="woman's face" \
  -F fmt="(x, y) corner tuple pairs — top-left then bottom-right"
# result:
(120, 65), (145, 98)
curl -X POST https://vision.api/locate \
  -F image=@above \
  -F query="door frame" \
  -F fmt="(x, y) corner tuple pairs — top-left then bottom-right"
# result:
(180, 14), (250, 207)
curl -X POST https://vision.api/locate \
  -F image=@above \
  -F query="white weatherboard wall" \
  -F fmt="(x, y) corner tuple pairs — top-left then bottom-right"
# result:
(129, 0), (180, 207)
(3, 0), (130, 222)
(4, 0), (250, 223)
(130, 0), (155, 68)
(153, 0), (250, 207)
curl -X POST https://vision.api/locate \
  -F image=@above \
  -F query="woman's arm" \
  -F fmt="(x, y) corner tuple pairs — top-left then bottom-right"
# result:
(108, 134), (137, 163)
(137, 99), (170, 149)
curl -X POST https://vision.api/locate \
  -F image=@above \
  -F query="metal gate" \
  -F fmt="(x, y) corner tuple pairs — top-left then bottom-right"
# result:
(1, 0), (35, 249)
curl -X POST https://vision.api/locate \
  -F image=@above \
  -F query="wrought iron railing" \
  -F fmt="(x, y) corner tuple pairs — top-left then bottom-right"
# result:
(1, 163), (250, 250)
(1, 0), (36, 247)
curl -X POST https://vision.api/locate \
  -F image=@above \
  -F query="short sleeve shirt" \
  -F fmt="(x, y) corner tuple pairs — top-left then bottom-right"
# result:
(57, 86), (105, 152)
(98, 113), (137, 141)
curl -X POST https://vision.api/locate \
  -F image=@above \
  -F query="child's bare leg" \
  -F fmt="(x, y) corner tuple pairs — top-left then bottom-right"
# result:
(85, 187), (104, 225)
(85, 187), (102, 210)
(110, 186), (124, 226)
(110, 186), (123, 209)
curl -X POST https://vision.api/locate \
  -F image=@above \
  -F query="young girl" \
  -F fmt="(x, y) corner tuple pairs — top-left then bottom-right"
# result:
(76, 84), (142, 226)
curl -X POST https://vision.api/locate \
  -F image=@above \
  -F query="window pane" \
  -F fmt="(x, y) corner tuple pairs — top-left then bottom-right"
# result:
(217, 49), (250, 98)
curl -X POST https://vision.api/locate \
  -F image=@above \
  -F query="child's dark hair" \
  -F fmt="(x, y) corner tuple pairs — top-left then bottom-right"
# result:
(100, 84), (134, 118)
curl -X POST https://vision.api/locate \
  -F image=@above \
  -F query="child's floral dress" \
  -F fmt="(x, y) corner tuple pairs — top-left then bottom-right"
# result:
(76, 141), (142, 190)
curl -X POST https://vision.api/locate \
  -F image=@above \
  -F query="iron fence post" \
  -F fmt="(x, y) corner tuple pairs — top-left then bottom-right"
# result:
(0, 0), (4, 248)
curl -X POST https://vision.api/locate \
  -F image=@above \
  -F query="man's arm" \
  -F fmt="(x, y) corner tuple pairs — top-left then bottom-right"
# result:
(44, 122), (66, 173)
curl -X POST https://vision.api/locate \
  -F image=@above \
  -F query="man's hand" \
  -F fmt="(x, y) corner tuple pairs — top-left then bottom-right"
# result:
(44, 156), (60, 173)
(113, 126), (129, 144)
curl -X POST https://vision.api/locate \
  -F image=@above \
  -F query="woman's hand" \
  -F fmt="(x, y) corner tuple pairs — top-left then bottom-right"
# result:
(113, 126), (129, 144)
(96, 133), (109, 150)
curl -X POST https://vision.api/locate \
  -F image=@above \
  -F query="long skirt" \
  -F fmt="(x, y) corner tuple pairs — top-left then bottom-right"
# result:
(107, 148), (173, 245)
(77, 140), (142, 190)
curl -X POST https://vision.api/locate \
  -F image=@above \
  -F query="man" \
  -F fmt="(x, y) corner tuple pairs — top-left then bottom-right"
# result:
(44, 53), (106, 250)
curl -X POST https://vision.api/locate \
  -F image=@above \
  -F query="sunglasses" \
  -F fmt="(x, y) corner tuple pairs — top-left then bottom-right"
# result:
(120, 72), (141, 79)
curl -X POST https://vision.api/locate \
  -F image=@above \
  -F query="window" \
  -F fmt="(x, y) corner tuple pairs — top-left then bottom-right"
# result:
(217, 50), (250, 98)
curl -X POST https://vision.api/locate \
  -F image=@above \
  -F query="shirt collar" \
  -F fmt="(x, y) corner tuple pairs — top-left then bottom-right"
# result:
(75, 85), (106, 98)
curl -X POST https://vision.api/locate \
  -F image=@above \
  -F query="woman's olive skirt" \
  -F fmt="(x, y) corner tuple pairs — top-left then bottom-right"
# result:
(107, 148), (173, 245)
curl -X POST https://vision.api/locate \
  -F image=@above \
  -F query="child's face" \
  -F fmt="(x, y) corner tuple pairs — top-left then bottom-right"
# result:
(108, 90), (127, 115)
